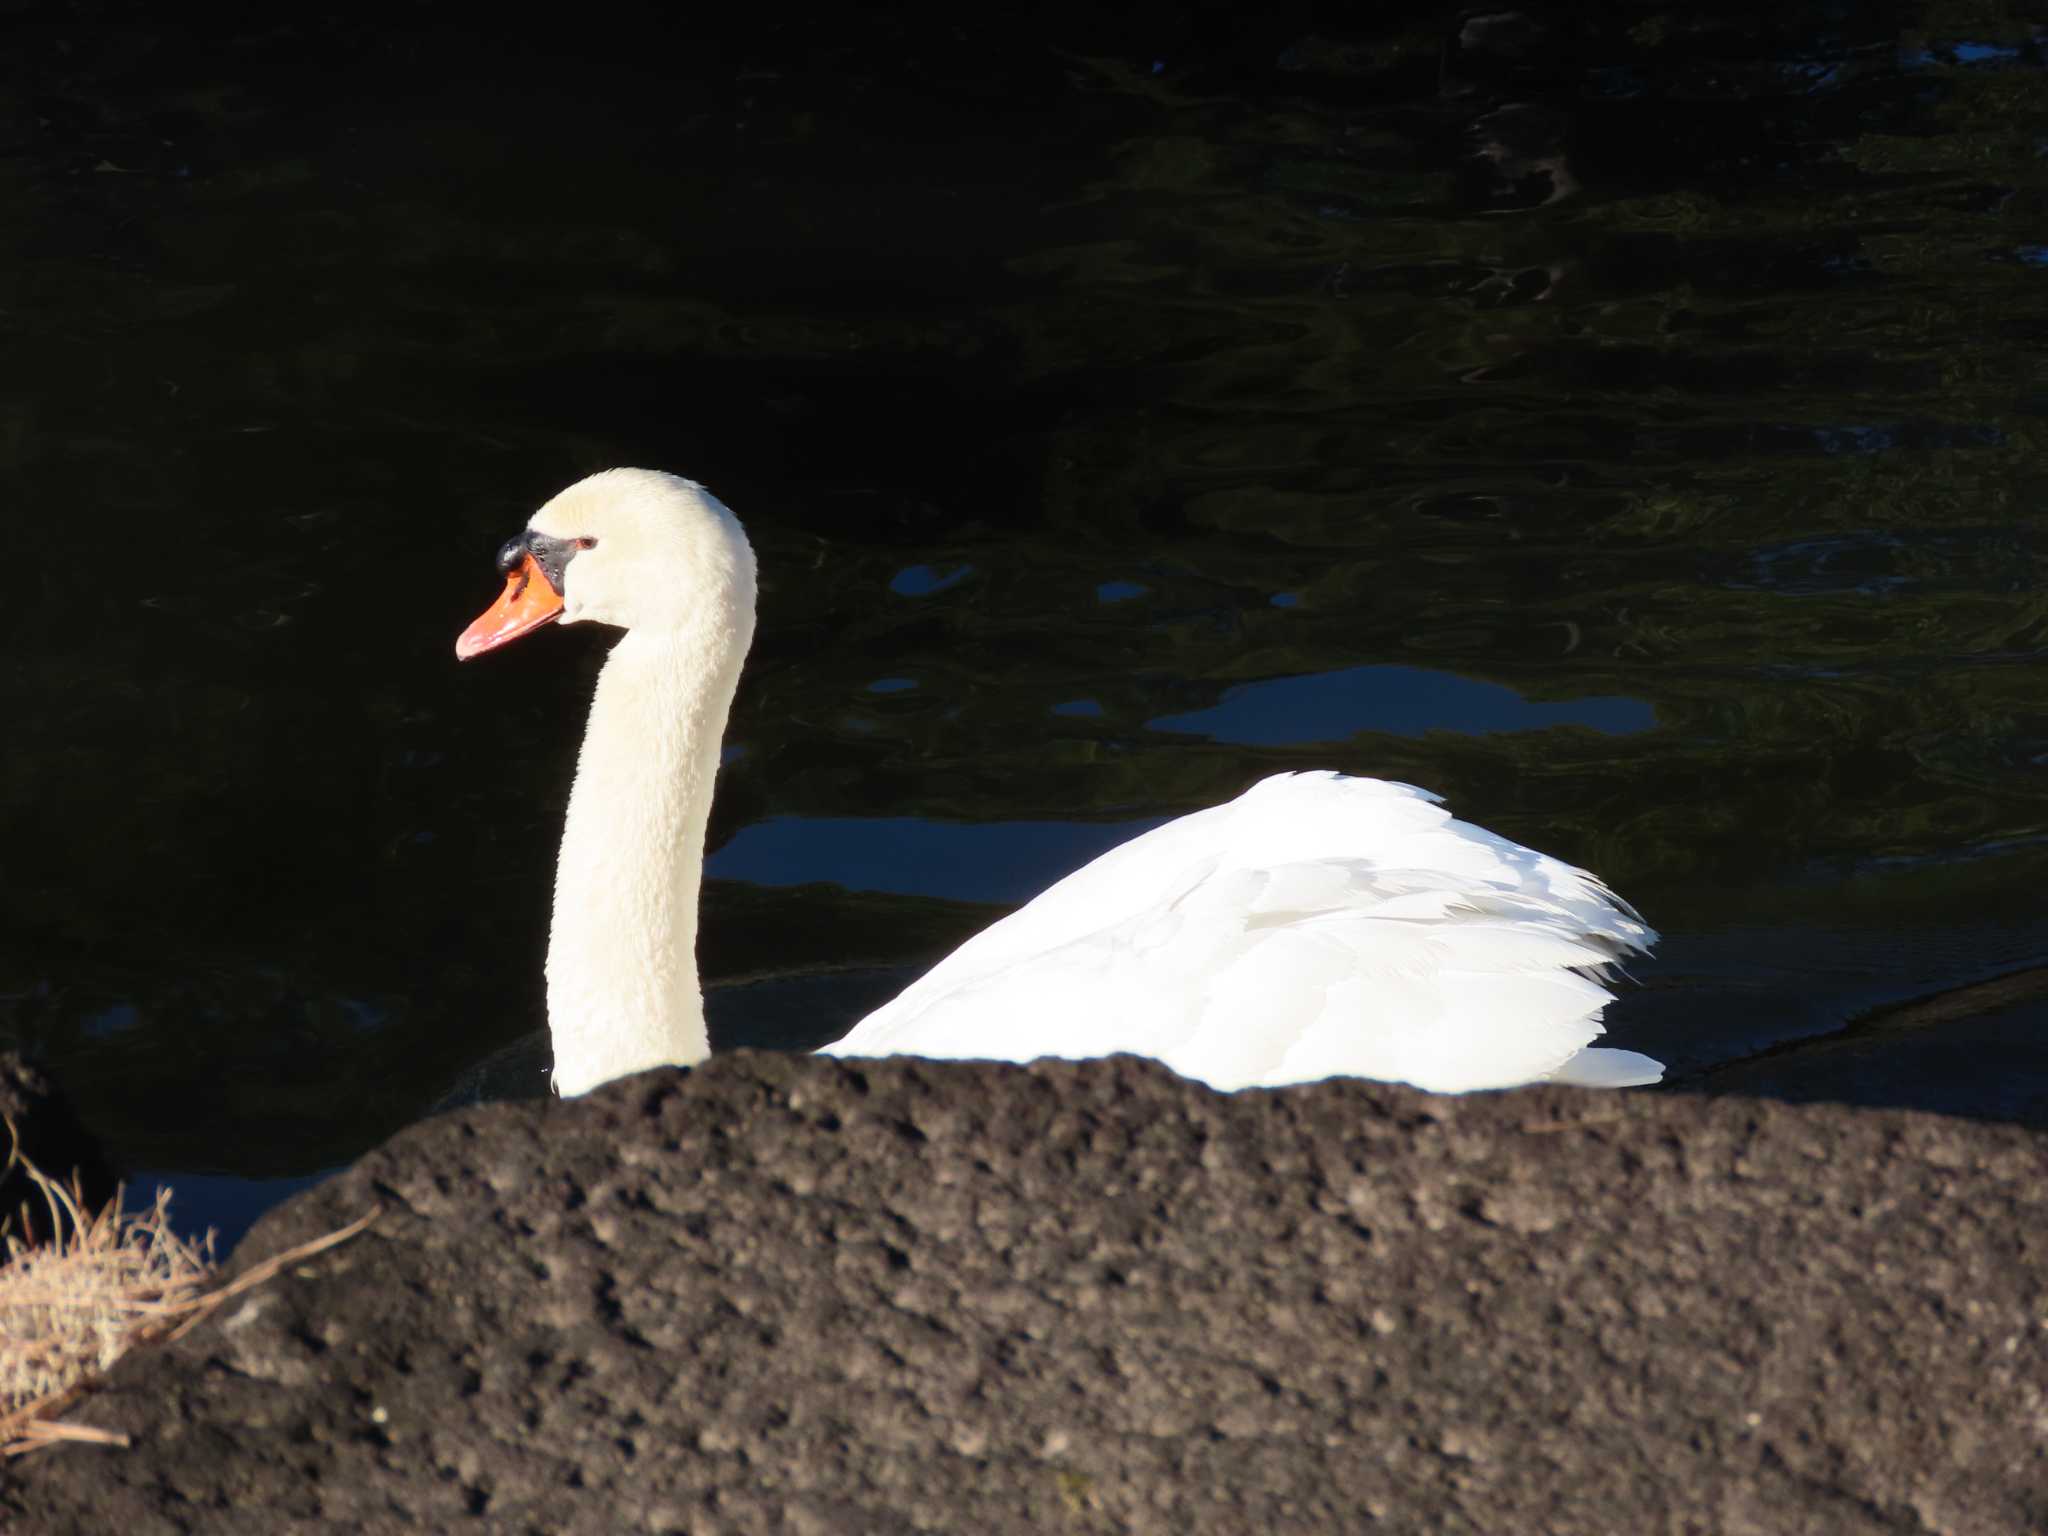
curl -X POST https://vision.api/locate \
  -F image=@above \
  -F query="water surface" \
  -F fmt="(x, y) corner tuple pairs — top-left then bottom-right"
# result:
(4, 7), (2048, 1246)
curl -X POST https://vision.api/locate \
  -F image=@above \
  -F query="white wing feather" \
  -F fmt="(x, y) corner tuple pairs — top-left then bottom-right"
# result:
(825, 772), (1658, 1092)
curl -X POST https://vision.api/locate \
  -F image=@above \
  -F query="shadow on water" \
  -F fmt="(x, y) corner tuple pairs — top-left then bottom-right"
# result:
(5, 5), (2048, 1240)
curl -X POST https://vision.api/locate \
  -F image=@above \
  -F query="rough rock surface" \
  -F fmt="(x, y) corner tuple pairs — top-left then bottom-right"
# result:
(5, 1053), (2046, 1534)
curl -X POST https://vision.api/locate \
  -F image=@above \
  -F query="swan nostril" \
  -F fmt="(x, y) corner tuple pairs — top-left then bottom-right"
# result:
(514, 531), (587, 598)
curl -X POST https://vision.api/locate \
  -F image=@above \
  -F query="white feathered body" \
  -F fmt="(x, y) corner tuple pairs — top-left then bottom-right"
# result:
(487, 470), (1661, 1098)
(826, 771), (1658, 1092)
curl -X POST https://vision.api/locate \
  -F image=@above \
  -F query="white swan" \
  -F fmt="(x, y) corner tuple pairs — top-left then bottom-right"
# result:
(457, 469), (1662, 1099)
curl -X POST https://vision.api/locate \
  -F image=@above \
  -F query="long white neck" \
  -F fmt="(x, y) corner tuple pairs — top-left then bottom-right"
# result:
(545, 621), (745, 1095)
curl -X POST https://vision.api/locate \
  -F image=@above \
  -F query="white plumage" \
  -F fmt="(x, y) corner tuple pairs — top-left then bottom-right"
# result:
(458, 469), (1663, 1098)
(829, 771), (1658, 1092)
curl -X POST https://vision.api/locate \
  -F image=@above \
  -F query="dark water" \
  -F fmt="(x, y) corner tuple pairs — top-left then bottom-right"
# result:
(6, 7), (2048, 1248)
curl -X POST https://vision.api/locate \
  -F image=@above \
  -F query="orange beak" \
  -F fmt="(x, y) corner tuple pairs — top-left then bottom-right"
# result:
(456, 554), (566, 660)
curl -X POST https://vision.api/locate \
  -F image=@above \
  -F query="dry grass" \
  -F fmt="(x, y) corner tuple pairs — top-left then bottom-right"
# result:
(0, 1116), (377, 1457)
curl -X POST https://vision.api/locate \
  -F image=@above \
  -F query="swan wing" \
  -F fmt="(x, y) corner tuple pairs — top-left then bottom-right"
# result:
(824, 772), (1657, 1092)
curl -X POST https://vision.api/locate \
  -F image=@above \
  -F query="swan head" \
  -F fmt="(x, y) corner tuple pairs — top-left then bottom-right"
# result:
(456, 468), (756, 658)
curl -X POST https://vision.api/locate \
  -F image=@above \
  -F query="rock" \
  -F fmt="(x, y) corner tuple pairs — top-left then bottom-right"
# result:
(0, 1053), (117, 1246)
(4, 1053), (2046, 1533)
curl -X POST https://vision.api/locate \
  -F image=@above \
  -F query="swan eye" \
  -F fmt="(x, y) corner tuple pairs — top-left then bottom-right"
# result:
(575, 537), (598, 550)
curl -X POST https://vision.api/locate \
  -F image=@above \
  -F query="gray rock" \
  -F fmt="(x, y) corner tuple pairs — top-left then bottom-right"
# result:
(6, 1053), (2046, 1534)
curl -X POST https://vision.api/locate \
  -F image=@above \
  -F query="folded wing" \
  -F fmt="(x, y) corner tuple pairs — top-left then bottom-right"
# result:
(826, 772), (1658, 1093)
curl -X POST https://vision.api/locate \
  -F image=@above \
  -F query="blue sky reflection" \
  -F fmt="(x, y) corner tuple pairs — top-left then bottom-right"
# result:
(889, 563), (973, 596)
(1146, 664), (1655, 746)
(708, 814), (1165, 903)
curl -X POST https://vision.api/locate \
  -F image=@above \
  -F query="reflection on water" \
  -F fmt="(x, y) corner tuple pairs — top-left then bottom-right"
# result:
(708, 815), (1165, 905)
(1730, 525), (2045, 599)
(1147, 665), (1655, 746)
(889, 564), (974, 597)
(1096, 581), (1150, 603)
(6, 7), (2048, 1243)
(127, 1170), (329, 1257)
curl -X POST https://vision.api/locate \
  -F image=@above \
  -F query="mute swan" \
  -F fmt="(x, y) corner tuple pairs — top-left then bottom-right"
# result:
(457, 469), (1662, 1098)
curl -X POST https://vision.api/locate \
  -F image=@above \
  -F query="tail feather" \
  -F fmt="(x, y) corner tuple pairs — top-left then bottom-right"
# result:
(1547, 1047), (1665, 1088)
